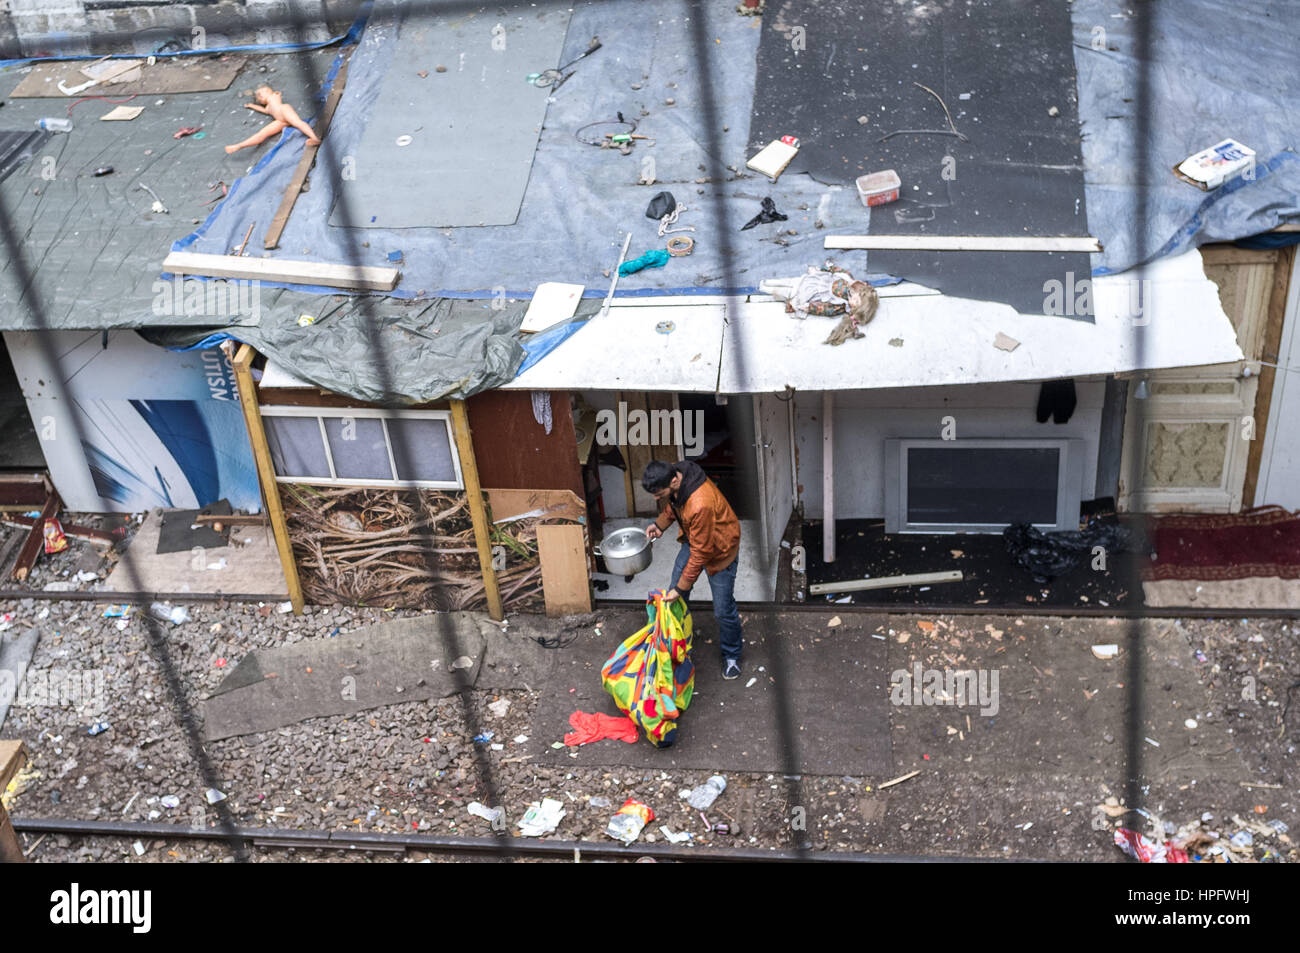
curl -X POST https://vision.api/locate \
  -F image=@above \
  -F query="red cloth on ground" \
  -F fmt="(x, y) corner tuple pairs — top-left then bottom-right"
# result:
(564, 710), (639, 746)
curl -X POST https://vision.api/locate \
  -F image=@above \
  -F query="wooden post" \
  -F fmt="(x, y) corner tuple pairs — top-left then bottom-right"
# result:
(451, 399), (504, 622)
(231, 344), (305, 614)
(0, 741), (27, 863)
(822, 391), (835, 563)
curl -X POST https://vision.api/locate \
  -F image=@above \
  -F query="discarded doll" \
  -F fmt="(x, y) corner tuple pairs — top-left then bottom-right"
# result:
(225, 85), (320, 155)
(760, 267), (880, 345)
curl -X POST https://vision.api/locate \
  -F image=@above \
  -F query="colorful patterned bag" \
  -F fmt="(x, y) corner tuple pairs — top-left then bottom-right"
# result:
(600, 591), (694, 748)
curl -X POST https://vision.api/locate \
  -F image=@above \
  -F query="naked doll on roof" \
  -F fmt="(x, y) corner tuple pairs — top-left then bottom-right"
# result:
(225, 85), (321, 155)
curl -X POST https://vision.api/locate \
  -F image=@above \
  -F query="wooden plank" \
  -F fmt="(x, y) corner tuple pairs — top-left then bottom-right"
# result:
(193, 514), (269, 527)
(1, 515), (117, 545)
(232, 344), (305, 614)
(451, 400), (504, 622)
(12, 492), (58, 582)
(264, 55), (352, 250)
(0, 802), (23, 864)
(809, 569), (963, 595)
(1199, 245), (1279, 266)
(483, 488), (586, 525)
(8, 54), (247, 98)
(537, 523), (592, 616)
(1243, 245), (1295, 507)
(162, 251), (399, 292)
(823, 235), (1102, 253)
(0, 740), (27, 793)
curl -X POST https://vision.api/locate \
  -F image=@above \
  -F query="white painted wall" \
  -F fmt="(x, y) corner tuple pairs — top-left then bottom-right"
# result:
(755, 391), (794, 562)
(1257, 251), (1300, 509)
(796, 381), (1105, 519)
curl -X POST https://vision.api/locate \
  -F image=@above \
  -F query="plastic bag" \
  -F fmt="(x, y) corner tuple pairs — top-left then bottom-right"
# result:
(43, 518), (69, 554)
(1004, 519), (1134, 582)
(601, 591), (694, 748)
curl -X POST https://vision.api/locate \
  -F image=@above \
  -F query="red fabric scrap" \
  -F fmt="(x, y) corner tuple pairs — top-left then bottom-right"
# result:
(564, 710), (639, 746)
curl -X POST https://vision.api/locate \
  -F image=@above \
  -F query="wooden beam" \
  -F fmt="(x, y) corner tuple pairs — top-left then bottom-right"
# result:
(822, 391), (834, 564)
(264, 54), (352, 250)
(823, 235), (1102, 253)
(231, 344), (305, 614)
(1, 515), (118, 546)
(483, 488), (586, 525)
(0, 740), (27, 792)
(162, 251), (399, 292)
(809, 569), (963, 595)
(12, 492), (59, 581)
(537, 523), (592, 616)
(1243, 245), (1295, 507)
(0, 802), (22, 864)
(450, 399), (504, 622)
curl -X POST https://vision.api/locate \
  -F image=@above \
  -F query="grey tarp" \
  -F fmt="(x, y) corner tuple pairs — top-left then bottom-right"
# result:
(141, 296), (602, 405)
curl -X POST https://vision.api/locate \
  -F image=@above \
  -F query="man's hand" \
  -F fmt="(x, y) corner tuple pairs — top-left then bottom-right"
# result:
(664, 588), (680, 603)
(646, 524), (662, 540)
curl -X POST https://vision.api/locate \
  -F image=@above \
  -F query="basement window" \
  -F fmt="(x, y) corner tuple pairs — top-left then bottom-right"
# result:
(261, 407), (463, 489)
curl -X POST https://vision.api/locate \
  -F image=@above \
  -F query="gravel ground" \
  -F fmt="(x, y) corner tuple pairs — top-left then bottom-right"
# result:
(3, 598), (1296, 863)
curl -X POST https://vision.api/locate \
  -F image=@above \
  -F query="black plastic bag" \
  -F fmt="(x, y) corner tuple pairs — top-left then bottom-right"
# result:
(741, 196), (788, 230)
(646, 191), (676, 220)
(1003, 520), (1134, 583)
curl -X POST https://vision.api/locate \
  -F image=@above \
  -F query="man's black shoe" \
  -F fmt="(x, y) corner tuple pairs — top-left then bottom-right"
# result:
(722, 658), (742, 680)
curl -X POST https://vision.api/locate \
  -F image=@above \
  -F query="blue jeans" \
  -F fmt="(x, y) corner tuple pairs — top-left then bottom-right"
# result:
(671, 543), (743, 661)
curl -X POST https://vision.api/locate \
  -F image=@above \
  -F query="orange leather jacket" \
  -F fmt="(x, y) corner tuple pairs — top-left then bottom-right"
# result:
(652, 462), (741, 590)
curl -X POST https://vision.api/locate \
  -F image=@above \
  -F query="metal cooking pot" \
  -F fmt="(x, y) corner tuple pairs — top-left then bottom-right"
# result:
(594, 526), (655, 576)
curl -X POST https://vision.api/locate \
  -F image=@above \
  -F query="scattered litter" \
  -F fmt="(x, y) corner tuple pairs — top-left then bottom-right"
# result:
(87, 721), (110, 736)
(878, 770), (920, 789)
(277, 601), (293, 613)
(683, 775), (727, 810)
(993, 332), (1021, 352)
(160, 795), (180, 809)
(660, 826), (692, 844)
(606, 798), (654, 844)
(1047, 105), (1060, 117)
(740, 196), (788, 231)
(395, 134), (413, 147)
(564, 710), (638, 746)
(747, 135), (800, 182)
(467, 802), (503, 825)
(487, 699), (511, 718)
(449, 656), (475, 670)
(1194, 649), (1208, 662)
(745, 677), (757, 688)
(133, 840), (145, 856)
(870, 633), (886, 640)
(827, 616), (842, 628)
(75, 570), (98, 582)
(1091, 644), (1119, 659)
(102, 605), (131, 618)
(518, 797), (565, 836)
(856, 169), (901, 207)
(618, 249), (671, 275)
(1229, 830), (1254, 849)
(173, 125), (203, 139)
(1175, 138), (1255, 190)
(1184, 718), (1198, 729)
(473, 731), (495, 744)
(513, 734), (529, 744)
(44, 519), (69, 554)
(589, 796), (612, 809)
(1114, 828), (1189, 863)
(205, 788), (227, 804)
(100, 105), (144, 121)
(148, 602), (190, 626)
(1144, 737), (1160, 748)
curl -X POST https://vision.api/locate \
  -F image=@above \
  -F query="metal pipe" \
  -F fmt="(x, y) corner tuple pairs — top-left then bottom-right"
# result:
(822, 392), (835, 563)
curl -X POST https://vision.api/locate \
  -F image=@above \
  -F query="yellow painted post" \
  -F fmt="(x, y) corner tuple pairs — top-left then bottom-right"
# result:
(231, 344), (305, 614)
(450, 399), (504, 621)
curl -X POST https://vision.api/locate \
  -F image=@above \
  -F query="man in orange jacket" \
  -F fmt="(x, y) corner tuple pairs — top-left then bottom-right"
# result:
(643, 459), (744, 679)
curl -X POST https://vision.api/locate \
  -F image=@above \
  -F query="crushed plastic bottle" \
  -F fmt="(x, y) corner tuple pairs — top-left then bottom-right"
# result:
(684, 775), (727, 810)
(149, 602), (190, 625)
(36, 117), (73, 132)
(87, 721), (110, 736)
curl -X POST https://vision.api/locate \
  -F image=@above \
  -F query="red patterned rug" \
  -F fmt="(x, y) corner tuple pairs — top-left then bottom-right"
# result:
(1142, 506), (1300, 581)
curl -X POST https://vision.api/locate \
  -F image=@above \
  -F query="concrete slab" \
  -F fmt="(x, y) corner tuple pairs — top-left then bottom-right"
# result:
(103, 508), (288, 596)
(0, 626), (40, 731)
(521, 608), (892, 776)
(593, 518), (777, 603)
(201, 614), (493, 740)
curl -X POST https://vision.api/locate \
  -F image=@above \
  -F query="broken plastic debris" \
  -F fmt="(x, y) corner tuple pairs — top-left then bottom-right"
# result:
(467, 802), (503, 825)
(205, 788), (227, 804)
(450, 656), (475, 670)
(277, 601), (293, 613)
(518, 797), (565, 837)
(660, 826), (692, 844)
(487, 699), (511, 718)
(606, 799), (654, 844)
(745, 677), (758, 688)
(473, 731), (495, 743)
(684, 775), (727, 810)
(1091, 644), (1119, 659)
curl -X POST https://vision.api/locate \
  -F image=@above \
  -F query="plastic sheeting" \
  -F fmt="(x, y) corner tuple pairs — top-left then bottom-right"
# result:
(1071, 0), (1300, 274)
(143, 296), (602, 405)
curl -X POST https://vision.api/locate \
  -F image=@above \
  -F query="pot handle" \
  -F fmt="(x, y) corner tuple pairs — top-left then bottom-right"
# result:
(592, 543), (602, 557)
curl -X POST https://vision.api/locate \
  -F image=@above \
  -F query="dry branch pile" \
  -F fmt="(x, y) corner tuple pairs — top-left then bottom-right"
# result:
(281, 485), (543, 611)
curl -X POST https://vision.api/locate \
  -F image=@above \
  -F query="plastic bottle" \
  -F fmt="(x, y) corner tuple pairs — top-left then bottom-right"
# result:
(35, 117), (73, 133)
(685, 775), (727, 810)
(149, 602), (190, 625)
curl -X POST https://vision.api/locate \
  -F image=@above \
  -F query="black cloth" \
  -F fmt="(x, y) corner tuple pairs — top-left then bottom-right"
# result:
(646, 191), (677, 220)
(740, 197), (787, 231)
(1036, 379), (1077, 424)
(667, 460), (708, 525)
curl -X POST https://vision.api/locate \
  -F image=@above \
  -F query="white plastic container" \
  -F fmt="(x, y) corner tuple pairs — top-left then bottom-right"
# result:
(857, 169), (901, 207)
